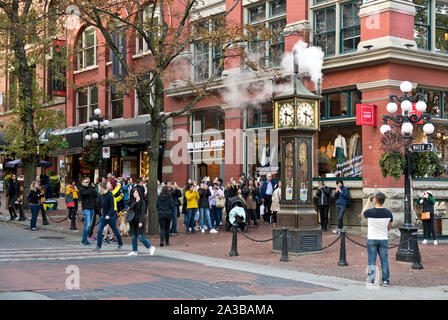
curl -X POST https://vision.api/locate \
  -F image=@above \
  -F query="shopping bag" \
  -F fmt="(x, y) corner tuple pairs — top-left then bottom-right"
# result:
(260, 204), (265, 216)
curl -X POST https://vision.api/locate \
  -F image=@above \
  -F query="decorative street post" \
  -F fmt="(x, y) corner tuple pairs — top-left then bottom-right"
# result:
(84, 108), (115, 181)
(380, 81), (435, 262)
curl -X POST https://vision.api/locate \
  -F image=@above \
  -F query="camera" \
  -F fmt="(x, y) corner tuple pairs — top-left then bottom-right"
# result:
(369, 194), (374, 202)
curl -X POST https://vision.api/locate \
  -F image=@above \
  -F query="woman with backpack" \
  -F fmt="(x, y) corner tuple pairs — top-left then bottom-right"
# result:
(126, 188), (155, 256)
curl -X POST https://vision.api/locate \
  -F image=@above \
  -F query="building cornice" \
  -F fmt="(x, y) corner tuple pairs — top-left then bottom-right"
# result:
(359, 0), (416, 18)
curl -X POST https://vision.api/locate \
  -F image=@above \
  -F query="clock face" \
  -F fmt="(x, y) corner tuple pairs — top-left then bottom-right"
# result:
(279, 103), (294, 127)
(297, 102), (315, 127)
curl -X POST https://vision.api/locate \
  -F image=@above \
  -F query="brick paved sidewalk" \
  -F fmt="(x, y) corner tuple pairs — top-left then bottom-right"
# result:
(2, 197), (447, 289)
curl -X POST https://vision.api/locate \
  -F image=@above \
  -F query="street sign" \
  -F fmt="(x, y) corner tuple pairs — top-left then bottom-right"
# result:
(411, 143), (433, 152)
(103, 147), (111, 159)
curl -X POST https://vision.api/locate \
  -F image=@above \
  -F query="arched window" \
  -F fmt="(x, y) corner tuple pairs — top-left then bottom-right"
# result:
(76, 27), (98, 70)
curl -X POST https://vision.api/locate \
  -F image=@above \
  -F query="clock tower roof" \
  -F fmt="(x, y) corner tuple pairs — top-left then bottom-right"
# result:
(274, 74), (322, 101)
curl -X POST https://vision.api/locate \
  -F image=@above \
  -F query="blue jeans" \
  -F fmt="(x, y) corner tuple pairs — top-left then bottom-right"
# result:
(210, 205), (223, 228)
(366, 239), (390, 283)
(336, 204), (347, 229)
(30, 204), (40, 229)
(186, 208), (197, 233)
(199, 207), (213, 230)
(131, 233), (152, 252)
(96, 216), (123, 248)
(170, 206), (178, 233)
(81, 209), (95, 243)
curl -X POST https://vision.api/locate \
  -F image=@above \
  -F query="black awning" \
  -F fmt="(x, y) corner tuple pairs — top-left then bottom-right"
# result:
(104, 116), (165, 146)
(50, 125), (87, 155)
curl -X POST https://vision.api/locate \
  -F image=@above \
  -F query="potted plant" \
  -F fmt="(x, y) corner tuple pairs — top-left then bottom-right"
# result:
(379, 128), (406, 181)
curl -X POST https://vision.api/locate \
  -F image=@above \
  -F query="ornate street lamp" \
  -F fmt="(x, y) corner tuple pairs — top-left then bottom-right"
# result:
(380, 81), (435, 262)
(84, 108), (115, 181)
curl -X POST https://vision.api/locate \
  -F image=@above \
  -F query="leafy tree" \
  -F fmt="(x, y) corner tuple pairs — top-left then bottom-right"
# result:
(62, 0), (278, 235)
(0, 1), (67, 205)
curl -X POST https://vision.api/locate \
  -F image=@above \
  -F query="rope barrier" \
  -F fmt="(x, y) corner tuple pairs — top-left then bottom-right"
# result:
(345, 233), (414, 250)
(237, 229), (283, 243)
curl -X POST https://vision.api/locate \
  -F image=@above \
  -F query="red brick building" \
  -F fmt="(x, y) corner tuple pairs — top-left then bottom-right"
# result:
(50, 0), (448, 236)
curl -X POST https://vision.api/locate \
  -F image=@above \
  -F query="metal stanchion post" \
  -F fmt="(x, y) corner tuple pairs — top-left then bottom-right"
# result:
(229, 223), (239, 257)
(338, 230), (348, 266)
(411, 232), (423, 270)
(280, 227), (290, 262)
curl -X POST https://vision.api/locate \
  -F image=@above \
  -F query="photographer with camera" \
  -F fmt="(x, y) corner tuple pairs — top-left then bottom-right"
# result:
(316, 181), (330, 231)
(361, 192), (393, 287)
(417, 191), (437, 245)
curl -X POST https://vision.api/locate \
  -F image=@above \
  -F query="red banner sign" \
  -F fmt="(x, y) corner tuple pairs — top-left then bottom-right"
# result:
(408, 103), (423, 124)
(356, 104), (377, 126)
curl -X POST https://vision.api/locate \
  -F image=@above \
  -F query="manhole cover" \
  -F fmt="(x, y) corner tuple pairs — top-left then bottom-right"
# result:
(38, 236), (66, 240)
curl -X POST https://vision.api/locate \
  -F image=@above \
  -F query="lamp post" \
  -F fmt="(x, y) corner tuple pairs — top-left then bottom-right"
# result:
(84, 108), (115, 181)
(380, 81), (435, 262)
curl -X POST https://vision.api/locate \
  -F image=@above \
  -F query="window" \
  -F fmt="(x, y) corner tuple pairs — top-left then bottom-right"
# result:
(110, 85), (123, 119)
(136, 7), (159, 54)
(418, 89), (448, 117)
(320, 89), (361, 119)
(193, 16), (224, 82)
(435, 2), (448, 53)
(317, 125), (362, 178)
(414, 0), (431, 50)
(314, 7), (336, 57)
(247, 1), (287, 67)
(76, 86), (98, 125)
(77, 27), (98, 70)
(48, 40), (67, 98)
(340, 1), (361, 53)
(110, 29), (127, 77)
(191, 109), (224, 134)
(247, 102), (274, 128)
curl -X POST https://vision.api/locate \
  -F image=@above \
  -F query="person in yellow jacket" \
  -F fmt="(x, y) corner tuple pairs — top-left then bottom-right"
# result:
(66, 180), (79, 230)
(185, 184), (199, 234)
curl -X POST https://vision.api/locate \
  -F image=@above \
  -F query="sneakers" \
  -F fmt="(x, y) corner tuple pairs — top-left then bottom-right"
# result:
(194, 226), (200, 231)
(422, 239), (428, 245)
(103, 238), (110, 244)
(93, 246), (101, 252)
(109, 238), (117, 243)
(333, 228), (340, 234)
(148, 246), (155, 256)
(434, 240), (438, 245)
(210, 229), (218, 234)
(80, 241), (92, 246)
(201, 229), (205, 233)
(127, 251), (138, 256)
(116, 245), (122, 250)
(380, 281), (390, 287)
(204, 226), (208, 230)
(88, 236), (96, 241)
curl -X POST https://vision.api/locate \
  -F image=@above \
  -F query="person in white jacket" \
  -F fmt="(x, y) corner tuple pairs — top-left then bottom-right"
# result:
(270, 181), (281, 226)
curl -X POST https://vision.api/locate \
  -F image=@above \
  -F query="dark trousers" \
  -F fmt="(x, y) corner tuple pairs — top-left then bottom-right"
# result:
(88, 206), (100, 238)
(263, 195), (272, 223)
(247, 209), (258, 225)
(318, 205), (329, 230)
(336, 204), (347, 229)
(423, 218), (437, 241)
(158, 214), (172, 245)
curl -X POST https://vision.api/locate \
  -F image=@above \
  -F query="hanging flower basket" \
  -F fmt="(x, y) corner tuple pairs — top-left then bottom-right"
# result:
(379, 153), (406, 181)
(411, 151), (444, 178)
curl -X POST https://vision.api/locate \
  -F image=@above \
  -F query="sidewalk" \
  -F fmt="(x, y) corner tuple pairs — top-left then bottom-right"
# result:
(1, 197), (447, 289)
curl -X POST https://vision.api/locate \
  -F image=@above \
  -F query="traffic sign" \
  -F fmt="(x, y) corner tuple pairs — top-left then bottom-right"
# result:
(411, 143), (433, 152)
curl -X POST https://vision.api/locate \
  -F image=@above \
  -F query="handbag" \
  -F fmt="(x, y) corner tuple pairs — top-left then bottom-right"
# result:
(65, 192), (75, 208)
(215, 194), (226, 208)
(126, 209), (136, 223)
(260, 204), (265, 216)
(421, 211), (431, 220)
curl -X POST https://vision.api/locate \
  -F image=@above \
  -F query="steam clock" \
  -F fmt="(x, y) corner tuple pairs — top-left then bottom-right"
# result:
(272, 51), (322, 255)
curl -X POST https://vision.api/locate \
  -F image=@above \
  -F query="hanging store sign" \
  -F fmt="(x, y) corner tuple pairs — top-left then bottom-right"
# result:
(187, 139), (225, 153)
(356, 104), (377, 126)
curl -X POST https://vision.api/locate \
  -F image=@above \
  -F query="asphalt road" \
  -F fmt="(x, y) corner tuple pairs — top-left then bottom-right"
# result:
(0, 221), (447, 301)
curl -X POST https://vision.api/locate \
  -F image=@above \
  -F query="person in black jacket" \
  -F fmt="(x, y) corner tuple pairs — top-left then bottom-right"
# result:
(167, 180), (182, 235)
(93, 181), (123, 251)
(316, 181), (331, 232)
(243, 179), (259, 226)
(28, 181), (44, 231)
(198, 182), (215, 233)
(79, 177), (97, 246)
(157, 186), (174, 247)
(127, 188), (155, 256)
(6, 174), (20, 221)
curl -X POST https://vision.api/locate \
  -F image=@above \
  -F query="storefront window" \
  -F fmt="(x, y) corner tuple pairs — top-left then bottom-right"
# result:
(247, 102), (273, 128)
(317, 125), (362, 178)
(320, 89), (360, 119)
(329, 92), (348, 117)
(247, 129), (280, 179)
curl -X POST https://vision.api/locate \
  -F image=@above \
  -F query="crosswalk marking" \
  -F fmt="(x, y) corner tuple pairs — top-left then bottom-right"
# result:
(0, 246), (138, 262)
